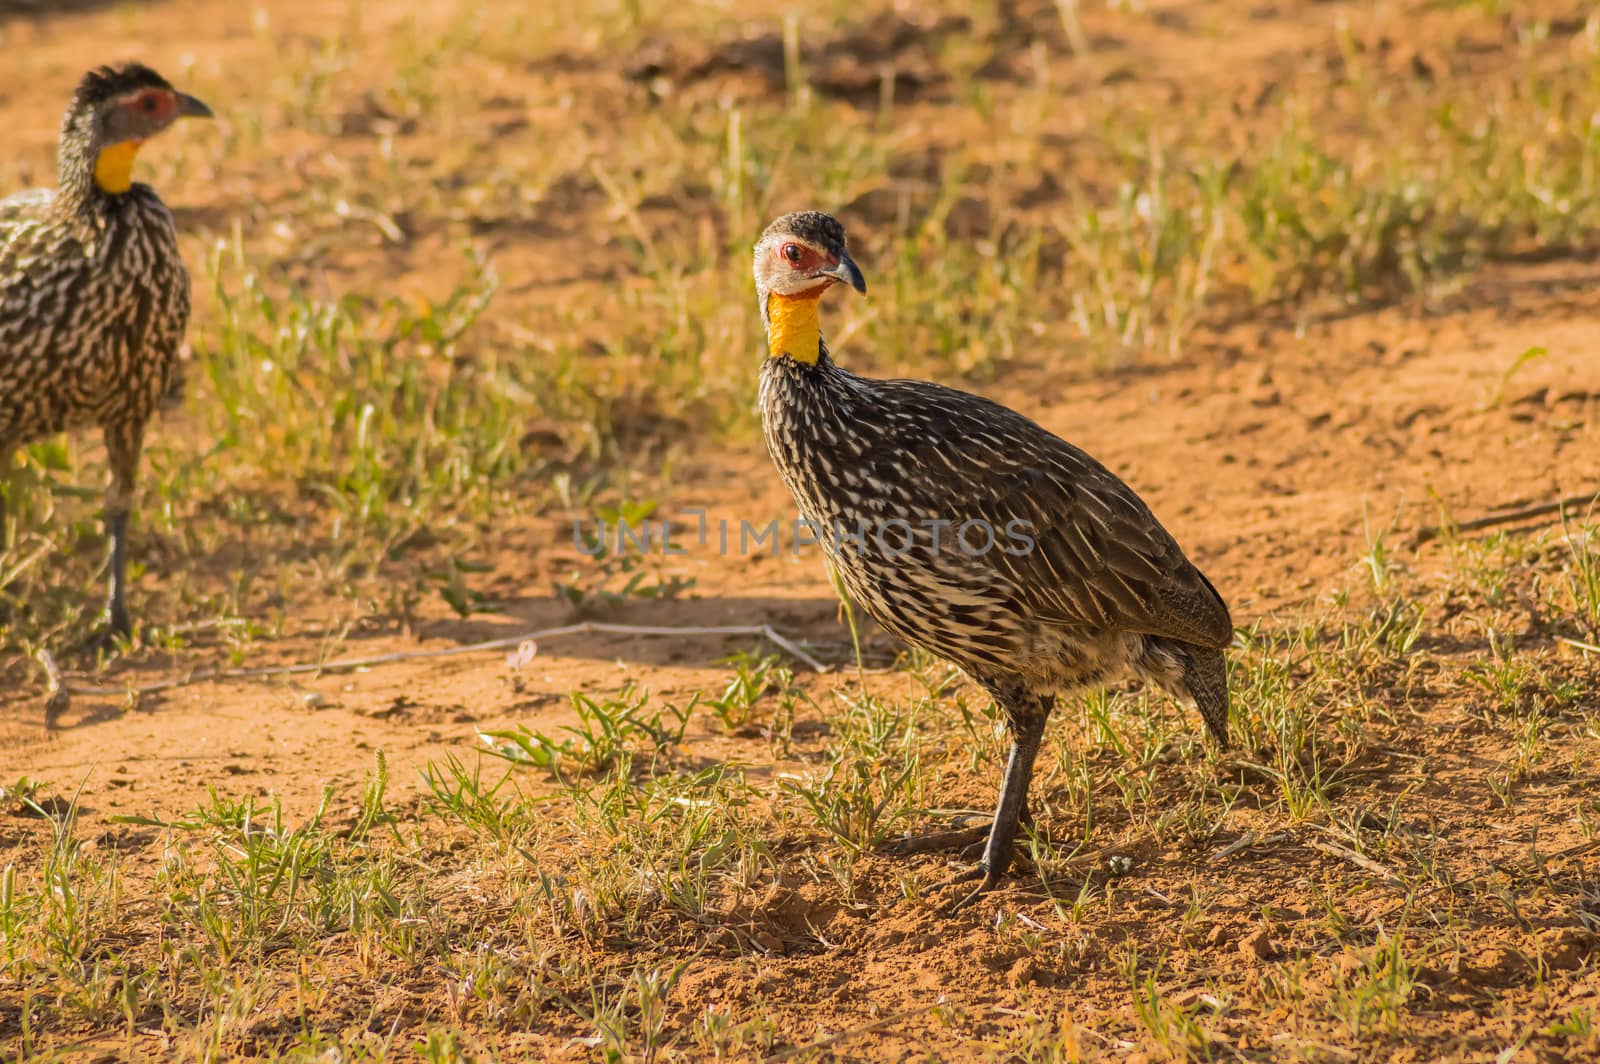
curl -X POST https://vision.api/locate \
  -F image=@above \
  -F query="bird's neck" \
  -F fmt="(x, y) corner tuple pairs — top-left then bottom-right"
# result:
(765, 290), (825, 365)
(56, 135), (139, 215)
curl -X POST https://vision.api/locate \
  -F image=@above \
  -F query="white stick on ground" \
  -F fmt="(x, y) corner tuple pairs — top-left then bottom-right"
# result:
(62, 621), (831, 699)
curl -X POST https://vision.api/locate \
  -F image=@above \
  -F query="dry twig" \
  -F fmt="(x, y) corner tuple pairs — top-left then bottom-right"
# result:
(63, 621), (830, 700)
(1305, 837), (1401, 883)
(1212, 831), (1289, 860)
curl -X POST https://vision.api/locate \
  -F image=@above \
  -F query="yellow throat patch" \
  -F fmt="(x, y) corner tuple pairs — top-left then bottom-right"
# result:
(766, 289), (825, 364)
(94, 140), (145, 194)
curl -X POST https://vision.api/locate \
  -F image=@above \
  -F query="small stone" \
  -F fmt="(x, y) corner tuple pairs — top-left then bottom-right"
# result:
(1171, 987), (1222, 1012)
(302, 692), (327, 709)
(1239, 927), (1276, 962)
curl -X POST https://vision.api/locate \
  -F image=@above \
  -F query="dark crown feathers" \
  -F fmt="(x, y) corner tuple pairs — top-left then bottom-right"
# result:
(763, 210), (847, 252)
(72, 63), (173, 110)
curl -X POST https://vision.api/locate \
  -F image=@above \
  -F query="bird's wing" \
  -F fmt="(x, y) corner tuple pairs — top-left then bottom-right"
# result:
(152, 250), (192, 406)
(0, 188), (53, 225)
(860, 377), (1233, 649)
(0, 190), (61, 382)
(0, 190), (55, 269)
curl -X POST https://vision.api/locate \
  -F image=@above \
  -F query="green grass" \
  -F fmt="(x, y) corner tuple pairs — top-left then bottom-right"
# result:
(6, 0), (1600, 662)
(6, 508), (1600, 1055)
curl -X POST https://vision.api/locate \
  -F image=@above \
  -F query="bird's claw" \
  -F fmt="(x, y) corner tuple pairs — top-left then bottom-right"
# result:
(941, 862), (1005, 914)
(43, 686), (70, 729)
(79, 618), (133, 657)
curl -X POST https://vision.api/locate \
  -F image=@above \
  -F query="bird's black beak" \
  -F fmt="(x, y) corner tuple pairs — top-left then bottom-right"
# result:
(176, 93), (213, 120)
(823, 253), (866, 295)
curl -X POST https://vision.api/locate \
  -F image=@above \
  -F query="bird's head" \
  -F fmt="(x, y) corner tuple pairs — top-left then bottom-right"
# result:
(62, 63), (213, 196)
(753, 211), (866, 364)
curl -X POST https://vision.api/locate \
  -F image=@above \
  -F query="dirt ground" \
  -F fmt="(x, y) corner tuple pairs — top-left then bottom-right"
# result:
(3, 0), (1600, 1060)
(13, 281), (1600, 819)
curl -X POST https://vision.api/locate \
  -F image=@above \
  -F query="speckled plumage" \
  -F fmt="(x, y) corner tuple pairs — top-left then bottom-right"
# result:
(754, 211), (1232, 907)
(0, 63), (209, 637)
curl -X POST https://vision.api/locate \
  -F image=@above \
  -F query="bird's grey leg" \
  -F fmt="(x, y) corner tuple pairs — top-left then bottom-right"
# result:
(887, 681), (1037, 859)
(945, 707), (1049, 912)
(99, 421), (143, 641)
(104, 508), (130, 638)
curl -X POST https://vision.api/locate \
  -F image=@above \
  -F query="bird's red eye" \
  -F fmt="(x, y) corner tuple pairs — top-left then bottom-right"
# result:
(782, 243), (803, 265)
(141, 95), (158, 112)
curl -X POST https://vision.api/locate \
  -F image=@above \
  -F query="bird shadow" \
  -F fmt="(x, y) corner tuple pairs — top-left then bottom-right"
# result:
(18, 593), (862, 731)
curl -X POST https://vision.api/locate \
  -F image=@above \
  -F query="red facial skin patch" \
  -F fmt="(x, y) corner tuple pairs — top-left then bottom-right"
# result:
(126, 90), (176, 122)
(777, 241), (838, 277)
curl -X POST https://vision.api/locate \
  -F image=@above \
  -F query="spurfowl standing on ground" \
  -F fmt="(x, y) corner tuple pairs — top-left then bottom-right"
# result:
(755, 211), (1233, 910)
(1, 63), (212, 638)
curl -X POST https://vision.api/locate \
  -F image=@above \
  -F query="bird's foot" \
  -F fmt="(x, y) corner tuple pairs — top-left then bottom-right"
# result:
(77, 616), (134, 657)
(38, 649), (70, 730)
(43, 684), (70, 730)
(941, 861), (1007, 914)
